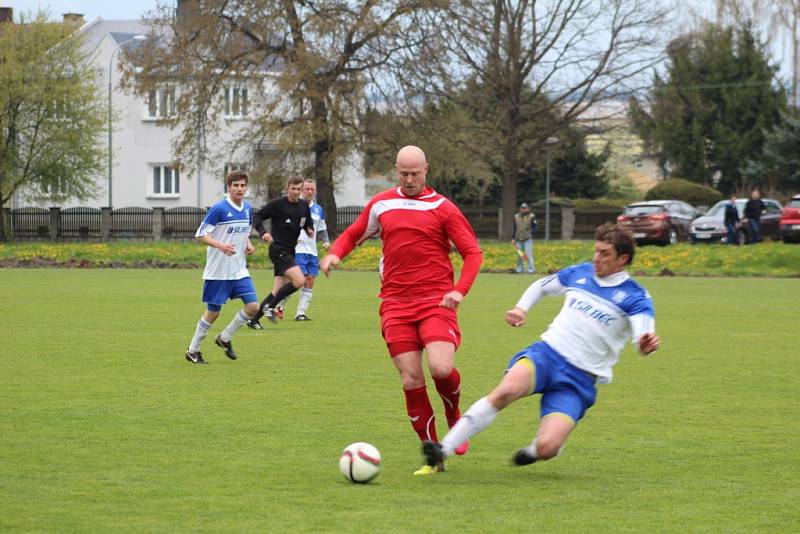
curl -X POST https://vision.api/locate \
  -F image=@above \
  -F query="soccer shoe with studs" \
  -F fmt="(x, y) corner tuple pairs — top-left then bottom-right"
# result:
(262, 306), (278, 324)
(185, 350), (208, 364)
(512, 448), (538, 466)
(214, 335), (237, 360)
(421, 440), (446, 467)
(454, 439), (470, 456)
(413, 463), (444, 476)
(295, 314), (310, 321)
(274, 305), (284, 320)
(246, 319), (263, 330)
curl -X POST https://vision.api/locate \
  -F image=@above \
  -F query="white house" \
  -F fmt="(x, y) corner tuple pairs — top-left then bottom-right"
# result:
(11, 14), (367, 210)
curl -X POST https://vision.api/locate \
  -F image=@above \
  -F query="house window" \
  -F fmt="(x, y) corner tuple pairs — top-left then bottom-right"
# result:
(42, 176), (68, 196)
(146, 87), (176, 119)
(224, 86), (249, 118)
(151, 165), (180, 196)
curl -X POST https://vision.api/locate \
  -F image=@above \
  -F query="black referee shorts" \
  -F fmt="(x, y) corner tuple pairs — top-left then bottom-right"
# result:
(268, 244), (297, 277)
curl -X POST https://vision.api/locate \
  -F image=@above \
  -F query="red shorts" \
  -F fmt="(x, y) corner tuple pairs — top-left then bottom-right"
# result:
(379, 299), (461, 357)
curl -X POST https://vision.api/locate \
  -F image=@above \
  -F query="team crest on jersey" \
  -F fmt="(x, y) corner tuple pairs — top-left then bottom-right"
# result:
(611, 290), (627, 304)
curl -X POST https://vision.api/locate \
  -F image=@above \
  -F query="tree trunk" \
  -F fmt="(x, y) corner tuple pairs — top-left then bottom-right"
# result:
(310, 99), (339, 237)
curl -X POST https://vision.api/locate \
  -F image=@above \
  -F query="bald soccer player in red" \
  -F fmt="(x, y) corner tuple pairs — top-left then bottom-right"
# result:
(321, 145), (483, 475)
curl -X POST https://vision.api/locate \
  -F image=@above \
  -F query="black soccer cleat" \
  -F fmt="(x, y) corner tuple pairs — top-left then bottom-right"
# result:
(185, 350), (208, 364)
(295, 314), (310, 321)
(512, 448), (538, 466)
(214, 335), (237, 360)
(246, 319), (263, 330)
(262, 306), (278, 324)
(422, 440), (445, 468)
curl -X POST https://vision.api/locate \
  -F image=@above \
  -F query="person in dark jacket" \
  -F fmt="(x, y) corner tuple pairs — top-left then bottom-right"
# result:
(723, 195), (740, 246)
(743, 189), (766, 244)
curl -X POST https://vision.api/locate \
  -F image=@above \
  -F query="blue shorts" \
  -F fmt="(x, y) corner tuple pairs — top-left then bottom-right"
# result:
(202, 277), (258, 311)
(295, 253), (319, 277)
(507, 341), (597, 424)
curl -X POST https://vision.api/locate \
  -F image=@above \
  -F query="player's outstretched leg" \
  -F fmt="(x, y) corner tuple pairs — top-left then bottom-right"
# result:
(434, 367), (469, 455)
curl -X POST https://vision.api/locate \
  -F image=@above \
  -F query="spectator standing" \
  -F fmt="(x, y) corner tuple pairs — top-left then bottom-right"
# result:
(512, 203), (537, 274)
(724, 195), (740, 245)
(743, 189), (766, 244)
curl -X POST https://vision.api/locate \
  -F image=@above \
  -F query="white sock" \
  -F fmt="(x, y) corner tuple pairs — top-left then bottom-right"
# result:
(219, 309), (250, 342)
(188, 318), (212, 353)
(440, 397), (499, 457)
(296, 288), (312, 316)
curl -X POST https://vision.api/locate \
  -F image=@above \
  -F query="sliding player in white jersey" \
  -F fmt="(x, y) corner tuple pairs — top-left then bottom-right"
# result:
(422, 222), (661, 469)
(184, 170), (259, 364)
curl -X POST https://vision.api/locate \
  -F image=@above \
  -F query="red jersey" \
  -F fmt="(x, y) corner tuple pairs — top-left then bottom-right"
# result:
(330, 186), (483, 301)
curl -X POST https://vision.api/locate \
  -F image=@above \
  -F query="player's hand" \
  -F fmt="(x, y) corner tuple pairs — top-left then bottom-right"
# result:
(322, 242), (331, 250)
(505, 307), (527, 327)
(261, 232), (273, 243)
(245, 241), (255, 255)
(439, 290), (464, 309)
(320, 253), (340, 277)
(219, 242), (236, 256)
(638, 332), (661, 355)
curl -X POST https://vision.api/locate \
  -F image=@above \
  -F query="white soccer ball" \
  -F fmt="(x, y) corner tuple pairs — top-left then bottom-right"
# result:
(339, 442), (381, 483)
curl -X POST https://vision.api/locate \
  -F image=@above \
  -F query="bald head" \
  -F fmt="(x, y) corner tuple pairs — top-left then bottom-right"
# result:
(395, 145), (429, 197)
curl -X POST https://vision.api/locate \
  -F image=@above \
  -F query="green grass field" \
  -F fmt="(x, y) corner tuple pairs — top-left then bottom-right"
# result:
(2, 269), (799, 532)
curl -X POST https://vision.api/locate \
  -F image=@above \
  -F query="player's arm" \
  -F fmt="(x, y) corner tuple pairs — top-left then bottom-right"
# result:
(322, 199), (379, 275)
(444, 204), (483, 298)
(505, 273), (567, 327)
(303, 204), (314, 237)
(252, 201), (274, 239)
(197, 234), (235, 256)
(629, 299), (660, 355)
(195, 208), (235, 255)
(317, 209), (331, 249)
(245, 238), (255, 255)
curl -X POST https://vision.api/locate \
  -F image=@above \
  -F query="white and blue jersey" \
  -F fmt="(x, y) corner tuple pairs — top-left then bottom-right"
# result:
(516, 262), (655, 383)
(295, 201), (327, 256)
(195, 197), (253, 280)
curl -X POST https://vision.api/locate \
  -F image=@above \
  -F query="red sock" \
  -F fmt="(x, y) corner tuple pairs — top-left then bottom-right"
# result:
(433, 368), (462, 428)
(403, 386), (438, 442)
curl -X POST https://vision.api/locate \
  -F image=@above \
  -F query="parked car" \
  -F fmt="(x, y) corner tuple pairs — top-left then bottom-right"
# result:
(690, 198), (783, 244)
(779, 195), (800, 243)
(616, 200), (699, 245)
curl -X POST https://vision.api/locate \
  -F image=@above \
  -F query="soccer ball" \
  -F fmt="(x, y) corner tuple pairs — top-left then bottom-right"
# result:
(339, 442), (381, 483)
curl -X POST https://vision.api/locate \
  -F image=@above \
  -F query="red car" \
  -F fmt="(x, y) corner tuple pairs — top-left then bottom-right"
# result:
(617, 200), (699, 245)
(780, 195), (800, 243)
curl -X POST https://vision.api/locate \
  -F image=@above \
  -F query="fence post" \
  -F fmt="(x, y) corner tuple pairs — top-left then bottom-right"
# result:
(101, 207), (112, 242)
(1, 207), (11, 241)
(152, 207), (164, 241)
(561, 207), (575, 240)
(49, 207), (61, 242)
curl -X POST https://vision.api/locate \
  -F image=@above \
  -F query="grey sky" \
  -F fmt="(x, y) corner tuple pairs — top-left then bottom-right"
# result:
(5, 0), (165, 20)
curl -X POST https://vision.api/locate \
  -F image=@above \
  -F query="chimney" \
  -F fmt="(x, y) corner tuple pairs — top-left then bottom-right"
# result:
(0, 7), (13, 24)
(62, 13), (85, 25)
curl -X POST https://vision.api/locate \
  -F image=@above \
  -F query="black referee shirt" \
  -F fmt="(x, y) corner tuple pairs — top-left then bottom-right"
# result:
(253, 196), (313, 249)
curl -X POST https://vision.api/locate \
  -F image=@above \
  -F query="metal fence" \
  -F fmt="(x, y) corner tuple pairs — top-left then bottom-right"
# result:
(60, 207), (102, 240)
(336, 205), (364, 229)
(111, 207), (153, 240)
(10, 207), (50, 241)
(163, 207), (207, 240)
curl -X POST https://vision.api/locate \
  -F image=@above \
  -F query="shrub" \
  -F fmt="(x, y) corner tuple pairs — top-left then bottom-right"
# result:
(644, 178), (723, 207)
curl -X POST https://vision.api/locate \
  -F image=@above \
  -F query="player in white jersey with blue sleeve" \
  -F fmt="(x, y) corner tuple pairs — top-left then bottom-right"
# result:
(422, 223), (660, 470)
(184, 171), (259, 364)
(289, 179), (330, 321)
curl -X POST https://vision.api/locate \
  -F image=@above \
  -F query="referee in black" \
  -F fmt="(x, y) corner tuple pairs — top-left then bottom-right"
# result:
(248, 176), (314, 329)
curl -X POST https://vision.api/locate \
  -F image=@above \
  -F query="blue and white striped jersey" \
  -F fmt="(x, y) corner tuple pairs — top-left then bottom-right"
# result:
(195, 197), (252, 280)
(295, 201), (327, 256)
(517, 262), (655, 383)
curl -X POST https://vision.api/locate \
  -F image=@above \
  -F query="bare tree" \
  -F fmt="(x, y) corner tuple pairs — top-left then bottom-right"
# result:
(392, 0), (672, 237)
(121, 0), (441, 234)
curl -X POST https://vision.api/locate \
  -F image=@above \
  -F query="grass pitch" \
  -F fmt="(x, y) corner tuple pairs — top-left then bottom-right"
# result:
(1, 269), (799, 532)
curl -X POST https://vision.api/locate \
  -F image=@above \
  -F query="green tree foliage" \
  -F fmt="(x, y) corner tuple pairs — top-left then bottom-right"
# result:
(0, 12), (106, 239)
(630, 23), (785, 194)
(742, 108), (800, 194)
(122, 0), (440, 235)
(644, 177), (723, 206)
